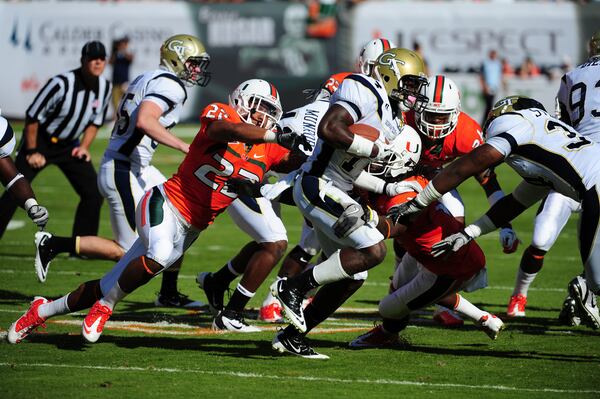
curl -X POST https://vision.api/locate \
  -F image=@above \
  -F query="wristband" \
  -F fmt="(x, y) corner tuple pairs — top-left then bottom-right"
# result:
(467, 214), (497, 238)
(414, 182), (442, 207)
(5, 173), (24, 190)
(347, 134), (375, 157)
(24, 198), (38, 212)
(263, 130), (277, 143)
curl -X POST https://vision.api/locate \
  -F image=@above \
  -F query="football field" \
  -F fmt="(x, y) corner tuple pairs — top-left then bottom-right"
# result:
(1, 129), (599, 398)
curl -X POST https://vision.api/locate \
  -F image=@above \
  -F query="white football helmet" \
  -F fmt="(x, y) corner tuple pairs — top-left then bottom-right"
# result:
(358, 38), (397, 76)
(229, 79), (283, 130)
(416, 75), (461, 139)
(368, 125), (422, 178)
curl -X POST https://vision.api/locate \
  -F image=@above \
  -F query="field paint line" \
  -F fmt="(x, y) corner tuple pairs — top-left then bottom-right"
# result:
(0, 268), (567, 292)
(0, 361), (597, 394)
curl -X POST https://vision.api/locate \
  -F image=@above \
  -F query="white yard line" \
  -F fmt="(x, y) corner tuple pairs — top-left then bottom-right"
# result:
(0, 361), (597, 394)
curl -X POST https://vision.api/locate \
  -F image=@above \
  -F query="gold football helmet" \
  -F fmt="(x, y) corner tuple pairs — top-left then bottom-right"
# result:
(372, 48), (428, 113)
(590, 31), (600, 57)
(484, 95), (546, 131)
(160, 34), (211, 87)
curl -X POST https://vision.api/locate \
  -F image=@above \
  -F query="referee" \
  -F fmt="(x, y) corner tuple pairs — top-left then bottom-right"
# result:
(0, 41), (111, 239)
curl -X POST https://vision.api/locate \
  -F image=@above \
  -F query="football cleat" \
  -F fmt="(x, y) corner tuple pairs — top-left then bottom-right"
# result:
(507, 294), (527, 318)
(558, 296), (581, 327)
(259, 301), (284, 323)
(272, 330), (329, 359)
(154, 291), (205, 309)
(34, 231), (56, 283)
(568, 275), (600, 329)
(270, 278), (307, 332)
(433, 307), (464, 327)
(476, 313), (505, 340)
(82, 301), (112, 343)
(196, 272), (227, 315)
(349, 324), (399, 349)
(7, 297), (50, 344)
(212, 309), (261, 332)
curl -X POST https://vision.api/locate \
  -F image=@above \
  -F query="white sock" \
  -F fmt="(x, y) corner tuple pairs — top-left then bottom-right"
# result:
(453, 294), (486, 322)
(236, 283), (255, 298)
(38, 295), (70, 319)
(311, 250), (350, 285)
(513, 269), (537, 296)
(99, 282), (127, 311)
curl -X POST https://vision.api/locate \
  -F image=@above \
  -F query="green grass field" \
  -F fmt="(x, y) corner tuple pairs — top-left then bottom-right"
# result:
(1, 126), (599, 398)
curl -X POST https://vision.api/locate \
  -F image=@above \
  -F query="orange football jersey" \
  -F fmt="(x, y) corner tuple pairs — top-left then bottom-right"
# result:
(374, 175), (485, 281)
(405, 110), (484, 169)
(163, 102), (289, 229)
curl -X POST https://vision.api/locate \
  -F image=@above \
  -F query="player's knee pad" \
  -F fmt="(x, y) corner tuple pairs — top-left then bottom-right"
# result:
(531, 228), (560, 252)
(379, 291), (410, 320)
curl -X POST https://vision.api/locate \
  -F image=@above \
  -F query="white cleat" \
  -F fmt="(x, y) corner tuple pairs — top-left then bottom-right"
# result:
(8, 297), (49, 344)
(212, 309), (261, 332)
(34, 231), (54, 283)
(82, 301), (113, 343)
(476, 313), (505, 340)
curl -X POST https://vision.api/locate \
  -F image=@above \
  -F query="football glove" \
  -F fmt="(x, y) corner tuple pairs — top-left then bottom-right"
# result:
(223, 178), (263, 197)
(275, 124), (313, 153)
(332, 204), (379, 238)
(499, 227), (520, 254)
(386, 198), (425, 224)
(384, 180), (424, 197)
(430, 229), (474, 258)
(25, 201), (49, 230)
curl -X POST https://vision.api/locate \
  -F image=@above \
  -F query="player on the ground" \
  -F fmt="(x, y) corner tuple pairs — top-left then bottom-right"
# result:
(0, 116), (49, 231)
(198, 72), (351, 329)
(334, 176), (504, 348)
(404, 75), (518, 326)
(33, 34), (210, 308)
(7, 81), (311, 344)
(269, 48), (428, 358)
(388, 95), (600, 330)
(507, 31), (600, 321)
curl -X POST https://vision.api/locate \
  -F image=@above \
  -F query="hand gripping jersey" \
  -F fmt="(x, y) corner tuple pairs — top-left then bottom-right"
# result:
(278, 99), (329, 157)
(0, 117), (16, 159)
(486, 108), (600, 202)
(302, 73), (404, 192)
(373, 175), (485, 281)
(163, 103), (289, 229)
(556, 56), (600, 141)
(104, 69), (187, 168)
(405, 110), (484, 168)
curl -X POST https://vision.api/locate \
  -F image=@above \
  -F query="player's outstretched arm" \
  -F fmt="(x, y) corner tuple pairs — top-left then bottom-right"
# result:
(137, 101), (189, 154)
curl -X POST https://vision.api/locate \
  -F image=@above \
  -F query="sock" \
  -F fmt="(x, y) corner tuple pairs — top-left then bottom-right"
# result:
(453, 294), (486, 322)
(382, 316), (409, 334)
(512, 268), (538, 296)
(287, 269), (319, 294)
(48, 236), (77, 255)
(160, 269), (179, 295)
(99, 282), (127, 311)
(212, 261), (240, 287)
(520, 247), (545, 274)
(38, 295), (70, 319)
(225, 283), (255, 312)
(311, 250), (350, 285)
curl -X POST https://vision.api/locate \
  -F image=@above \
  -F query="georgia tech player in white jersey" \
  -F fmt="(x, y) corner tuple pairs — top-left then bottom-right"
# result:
(389, 95), (600, 330)
(507, 31), (600, 319)
(33, 34), (211, 308)
(269, 48), (428, 357)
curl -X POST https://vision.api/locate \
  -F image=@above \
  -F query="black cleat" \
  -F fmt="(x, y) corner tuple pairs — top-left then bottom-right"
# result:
(272, 330), (328, 359)
(154, 291), (205, 309)
(197, 272), (227, 316)
(34, 232), (55, 283)
(270, 278), (307, 332)
(558, 296), (581, 326)
(212, 309), (261, 332)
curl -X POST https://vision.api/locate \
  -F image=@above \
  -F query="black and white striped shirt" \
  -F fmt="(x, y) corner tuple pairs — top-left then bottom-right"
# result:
(26, 68), (111, 143)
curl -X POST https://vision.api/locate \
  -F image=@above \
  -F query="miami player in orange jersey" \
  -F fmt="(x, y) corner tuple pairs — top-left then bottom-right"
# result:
(403, 74), (519, 326)
(342, 176), (505, 348)
(7, 78), (312, 345)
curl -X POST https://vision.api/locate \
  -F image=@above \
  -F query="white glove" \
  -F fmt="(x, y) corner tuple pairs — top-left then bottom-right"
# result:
(332, 204), (379, 238)
(385, 180), (424, 197)
(24, 198), (49, 230)
(371, 140), (390, 161)
(430, 230), (474, 258)
(499, 227), (520, 254)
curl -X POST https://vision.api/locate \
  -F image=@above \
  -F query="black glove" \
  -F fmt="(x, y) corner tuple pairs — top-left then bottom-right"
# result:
(386, 198), (424, 224)
(224, 178), (263, 197)
(275, 124), (313, 153)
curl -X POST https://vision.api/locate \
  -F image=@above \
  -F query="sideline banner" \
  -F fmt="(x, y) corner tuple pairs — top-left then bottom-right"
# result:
(0, 2), (198, 119)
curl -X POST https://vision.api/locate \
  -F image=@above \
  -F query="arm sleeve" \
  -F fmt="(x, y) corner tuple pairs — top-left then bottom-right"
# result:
(26, 76), (65, 123)
(556, 74), (572, 125)
(330, 78), (375, 123)
(144, 77), (186, 114)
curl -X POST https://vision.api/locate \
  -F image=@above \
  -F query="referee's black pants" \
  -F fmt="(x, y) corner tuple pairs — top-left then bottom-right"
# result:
(0, 136), (103, 239)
